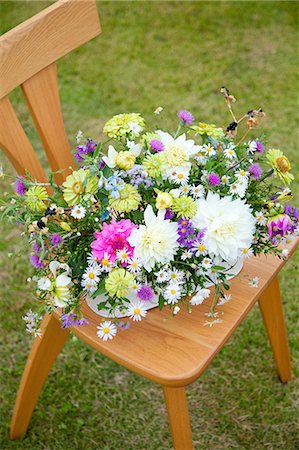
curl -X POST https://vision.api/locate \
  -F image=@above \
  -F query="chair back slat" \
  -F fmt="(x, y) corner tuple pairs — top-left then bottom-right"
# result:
(22, 63), (74, 184)
(0, 96), (46, 182)
(0, 0), (101, 100)
(0, 0), (102, 183)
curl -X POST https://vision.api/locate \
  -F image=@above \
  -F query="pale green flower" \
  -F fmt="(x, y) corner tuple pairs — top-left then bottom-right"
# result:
(25, 186), (48, 212)
(266, 149), (294, 184)
(192, 122), (224, 140)
(143, 153), (166, 178)
(109, 183), (141, 213)
(62, 169), (98, 205)
(103, 113), (145, 139)
(105, 268), (134, 298)
(172, 195), (197, 218)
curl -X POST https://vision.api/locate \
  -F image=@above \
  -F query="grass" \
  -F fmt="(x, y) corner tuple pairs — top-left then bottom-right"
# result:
(0, 1), (298, 449)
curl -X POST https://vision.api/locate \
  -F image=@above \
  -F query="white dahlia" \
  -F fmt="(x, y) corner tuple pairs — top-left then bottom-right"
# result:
(192, 192), (256, 264)
(127, 205), (179, 271)
(156, 131), (200, 178)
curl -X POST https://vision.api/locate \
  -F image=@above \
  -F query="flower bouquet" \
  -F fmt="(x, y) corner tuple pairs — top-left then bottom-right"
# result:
(1, 87), (298, 341)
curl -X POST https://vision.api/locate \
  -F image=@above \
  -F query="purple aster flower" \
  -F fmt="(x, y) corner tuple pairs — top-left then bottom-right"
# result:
(178, 110), (194, 125)
(74, 147), (87, 163)
(32, 241), (41, 253)
(61, 313), (89, 328)
(196, 228), (207, 240)
(256, 141), (264, 153)
(117, 321), (131, 331)
(137, 285), (155, 302)
(208, 173), (220, 186)
(268, 214), (292, 238)
(30, 254), (44, 269)
(150, 139), (164, 152)
(51, 233), (63, 247)
(293, 207), (299, 220)
(284, 204), (293, 215)
(85, 139), (97, 153)
(249, 163), (263, 180)
(14, 177), (26, 196)
(99, 159), (106, 169)
(164, 209), (174, 220)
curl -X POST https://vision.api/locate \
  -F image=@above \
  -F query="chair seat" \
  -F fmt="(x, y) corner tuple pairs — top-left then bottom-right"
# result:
(66, 238), (298, 387)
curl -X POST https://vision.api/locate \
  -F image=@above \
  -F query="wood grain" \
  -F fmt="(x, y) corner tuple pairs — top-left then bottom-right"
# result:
(0, 96), (46, 181)
(259, 275), (292, 383)
(67, 238), (298, 387)
(10, 314), (70, 440)
(22, 63), (74, 184)
(163, 386), (193, 450)
(0, 0), (101, 99)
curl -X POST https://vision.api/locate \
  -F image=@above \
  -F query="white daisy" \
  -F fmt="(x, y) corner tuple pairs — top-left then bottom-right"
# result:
(99, 253), (114, 272)
(127, 300), (147, 321)
(189, 288), (210, 306)
(169, 269), (185, 284)
(87, 252), (100, 267)
(190, 184), (205, 199)
(254, 211), (267, 226)
(127, 257), (142, 273)
(164, 283), (182, 304)
(71, 205), (86, 219)
(156, 269), (171, 283)
(192, 240), (208, 257)
(247, 140), (258, 154)
(81, 279), (98, 294)
(116, 248), (131, 264)
(97, 321), (117, 341)
(281, 234), (295, 245)
(181, 250), (193, 261)
(179, 184), (190, 195)
(224, 146), (237, 159)
(218, 294), (232, 306)
(82, 266), (101, 284)
(194, 150), (207, 165)
(230, 181), (247, 198)
(235, 169), (249, 181)
(202, 144), (216, 157)
(249, 276), (259, 288)
(202, 257), (212, 270)
(241, 247), (253, 258)
(169, 169), (190, 186)
(221, 174), (230, 184)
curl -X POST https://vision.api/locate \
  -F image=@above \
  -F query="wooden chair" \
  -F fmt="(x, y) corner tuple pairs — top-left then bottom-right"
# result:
(0, 1), (298, 448)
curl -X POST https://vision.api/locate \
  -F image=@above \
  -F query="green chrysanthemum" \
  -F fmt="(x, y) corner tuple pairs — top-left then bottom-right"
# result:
(105, 268), (134, 298)
(103, 113), (145, 139)
(172, 195), (197, 218)
(109, 183), (141, 213)
(192, 122), (224, 140)
(143, 153), (166, 178)
(266, 149), (294, 184)
(25, 186), (48, 212)
(62, 169), (98, 206)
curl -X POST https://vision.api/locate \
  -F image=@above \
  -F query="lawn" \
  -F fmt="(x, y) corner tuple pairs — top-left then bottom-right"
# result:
(0, 1), (298, 449)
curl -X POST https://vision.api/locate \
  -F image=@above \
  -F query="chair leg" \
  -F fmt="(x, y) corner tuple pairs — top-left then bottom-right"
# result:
(10, 313), (70, 439)
(163, 385), (193, 450)
(259, 275), (291, 383)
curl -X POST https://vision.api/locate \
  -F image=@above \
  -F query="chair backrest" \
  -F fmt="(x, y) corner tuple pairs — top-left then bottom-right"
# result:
(0, 0), (101, 184)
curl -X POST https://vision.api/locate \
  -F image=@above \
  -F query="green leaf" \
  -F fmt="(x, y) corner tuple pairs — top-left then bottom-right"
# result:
(158, 294), (165, 310)
(93, 279), (106, 297)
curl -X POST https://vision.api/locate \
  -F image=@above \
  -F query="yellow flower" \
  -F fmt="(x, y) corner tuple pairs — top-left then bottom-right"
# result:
(172, 195), (197, 218)
(60, 221), (71, 232)
(115, 151), (136, 170)
(62, 169), (98, 205)
(105, 268), (134, 298)
(143, 153), (165, 178)
(25, 186), (48, 212)
(109, 183), (141, 213)
(192, 122), (224, 140)
(266, 149), (294, 184)
(156, 192), (173, 209)
(103, 113), (145, 139)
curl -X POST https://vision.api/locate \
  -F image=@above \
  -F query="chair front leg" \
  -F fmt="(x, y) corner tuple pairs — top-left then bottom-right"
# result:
(10, 313), (70, 439)
(259, 275), (291, 383)
(163, 385), (193, 450)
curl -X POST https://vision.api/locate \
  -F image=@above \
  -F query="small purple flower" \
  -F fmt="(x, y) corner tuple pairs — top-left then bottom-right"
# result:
(208, 173), (220, 186)
(32, 241), (41, 253)
(196, 228), (207, 241)
(14, 177), (26, 196)
(30, 254), (44, 269)
(74, 138), (97, 162)
(268, 214), (292, 238)
(249, 163), (263, 180)
(137, 285), (155, 302)
(164, 209), (174, 220)
(178, 110), (194, 125)
(293, 207), (299, 220)
(256, 141), (264, 153)
(99, 159), (106, 169)
(51, 233), (63, 247)
(61, 312), (89, 328)
(150, 139), (164, 152)
(284, 204), (293, 215)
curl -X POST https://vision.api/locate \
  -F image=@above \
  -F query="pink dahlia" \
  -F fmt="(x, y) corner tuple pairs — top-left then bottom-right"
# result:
(91, 219), (137, 262)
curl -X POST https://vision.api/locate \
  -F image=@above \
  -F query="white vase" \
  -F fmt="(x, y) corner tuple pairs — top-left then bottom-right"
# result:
(86, 257), (244, 318)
